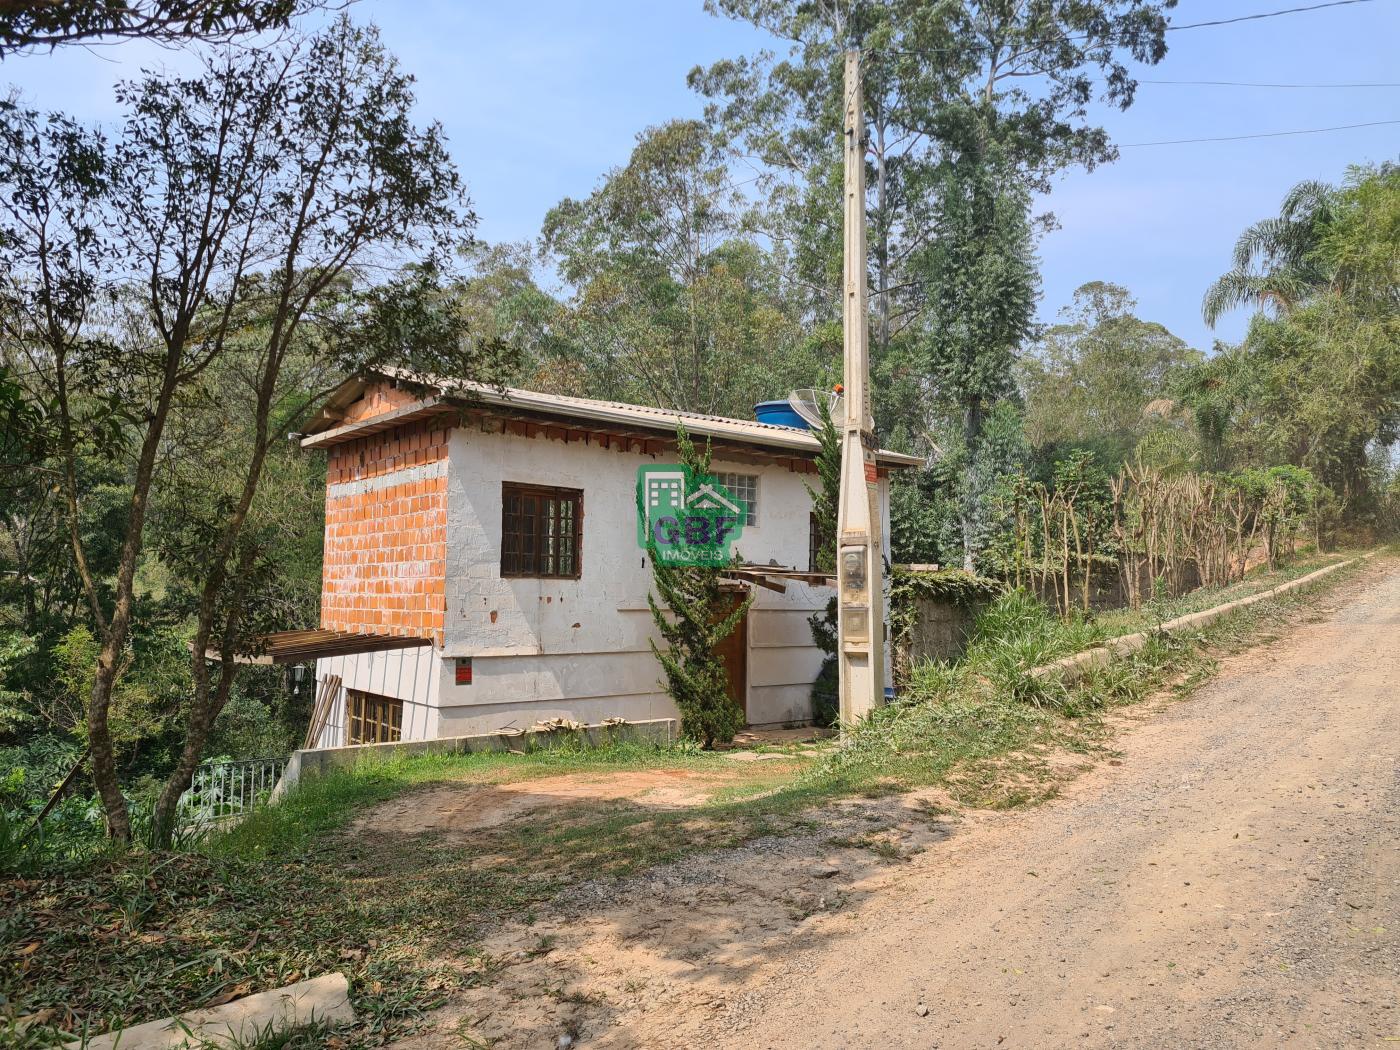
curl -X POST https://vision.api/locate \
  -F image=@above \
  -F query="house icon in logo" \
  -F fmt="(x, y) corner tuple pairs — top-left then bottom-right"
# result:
(636, 465), (748, 559)
(685, 483), (742, 515)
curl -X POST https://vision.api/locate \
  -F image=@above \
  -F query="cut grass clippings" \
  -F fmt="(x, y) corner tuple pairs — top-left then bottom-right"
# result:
(0, 551), (1381, 1048)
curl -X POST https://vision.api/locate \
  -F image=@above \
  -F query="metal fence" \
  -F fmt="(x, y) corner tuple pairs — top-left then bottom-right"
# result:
(176, 757), (287, 828)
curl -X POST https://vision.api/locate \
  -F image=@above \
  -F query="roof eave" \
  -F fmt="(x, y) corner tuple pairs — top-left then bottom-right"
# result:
(300, 369), (924, 468)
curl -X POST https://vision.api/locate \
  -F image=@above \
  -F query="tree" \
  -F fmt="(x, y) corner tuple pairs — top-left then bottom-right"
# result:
(1202, 180), (1342, 327)
(644, 428), (752, 748)
(543, 120), (827, 416)
(0, 0), (322, 57)
(916, 153), (1038, 569)
(1188, 165), (1399, 516)
(454, 242), (569, 391)
(693, 0), (1174, 328)
(693, 0), (1176, 567)
(0, 17), (496, 842)
(803, 399), (840, 724)
(1021, 281), (1201, 465)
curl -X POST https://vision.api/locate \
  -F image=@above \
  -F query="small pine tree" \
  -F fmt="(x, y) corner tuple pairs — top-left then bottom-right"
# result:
(644, 427), (752, 748)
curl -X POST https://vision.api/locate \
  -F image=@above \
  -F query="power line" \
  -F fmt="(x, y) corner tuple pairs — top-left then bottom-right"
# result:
(1141, 78), (1400, 88)
(1119, 117), (1400, 146)
(1167, 0), (1377, 31)
(872, 0), (1382, 59)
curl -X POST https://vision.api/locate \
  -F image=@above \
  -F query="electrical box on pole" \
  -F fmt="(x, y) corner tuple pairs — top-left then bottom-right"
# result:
(837, 47), (885, 727)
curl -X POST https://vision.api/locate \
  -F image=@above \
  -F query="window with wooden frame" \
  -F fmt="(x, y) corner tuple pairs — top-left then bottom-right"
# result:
(501, 482), (583, 579)
(346, 689), (403, 745)
(809, 511), (821, 573)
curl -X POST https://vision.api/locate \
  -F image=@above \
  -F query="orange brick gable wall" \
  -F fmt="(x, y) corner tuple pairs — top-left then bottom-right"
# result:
(320, 418), (450, 646)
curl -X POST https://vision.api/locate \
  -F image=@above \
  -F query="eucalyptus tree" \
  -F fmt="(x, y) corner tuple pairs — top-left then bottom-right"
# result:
(1021, 281), (1200, 464)
(693, 0), (1175, 332)
(543, 119), (825, 418)
(693, 0), (1176, 567)
(0, 17), (496, 842)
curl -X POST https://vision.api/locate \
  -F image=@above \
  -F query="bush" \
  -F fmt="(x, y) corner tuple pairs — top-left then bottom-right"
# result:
(810, 656), (838, 727)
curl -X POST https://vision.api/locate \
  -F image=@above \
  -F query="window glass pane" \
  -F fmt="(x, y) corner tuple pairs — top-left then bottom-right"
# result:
(347, 690), (403, 745)
(717, 473), (758, 527)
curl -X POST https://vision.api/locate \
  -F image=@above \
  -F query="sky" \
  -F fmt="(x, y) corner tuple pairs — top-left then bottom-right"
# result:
(4, 0), (1398, 357)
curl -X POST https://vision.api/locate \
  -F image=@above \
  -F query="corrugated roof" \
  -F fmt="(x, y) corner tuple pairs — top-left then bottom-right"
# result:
(302, 368), (925, 468)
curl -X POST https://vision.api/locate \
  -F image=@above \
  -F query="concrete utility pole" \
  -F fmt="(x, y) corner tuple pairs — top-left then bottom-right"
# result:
(837, 47), (885, 727)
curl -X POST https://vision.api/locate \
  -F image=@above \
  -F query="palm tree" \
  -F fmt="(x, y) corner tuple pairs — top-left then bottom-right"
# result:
(1202, 179), (1340, 327)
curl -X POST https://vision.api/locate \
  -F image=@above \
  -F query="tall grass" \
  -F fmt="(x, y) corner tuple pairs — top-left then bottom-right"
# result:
(822, 588), (1154, 785)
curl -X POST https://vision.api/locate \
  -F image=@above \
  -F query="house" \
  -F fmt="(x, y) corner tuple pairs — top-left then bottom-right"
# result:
(293, 369), (919, 747)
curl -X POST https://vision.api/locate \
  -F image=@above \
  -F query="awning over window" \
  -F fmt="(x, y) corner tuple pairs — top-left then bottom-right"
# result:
(205, 629), (433, 665)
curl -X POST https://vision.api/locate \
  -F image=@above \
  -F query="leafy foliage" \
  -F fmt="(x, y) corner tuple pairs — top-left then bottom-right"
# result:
(1187, 165), (1400, 519)
(542, 120), (830, 416)
(0, 0), (319, 57)
(1021, 281), (1202, 468)
(803, 400), (841, 725)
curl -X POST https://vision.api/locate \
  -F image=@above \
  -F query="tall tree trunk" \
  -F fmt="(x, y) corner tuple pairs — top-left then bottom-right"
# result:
(152, 546), (254, 842)
(55, 329), (182, 841)
(960, 396), (984, 571)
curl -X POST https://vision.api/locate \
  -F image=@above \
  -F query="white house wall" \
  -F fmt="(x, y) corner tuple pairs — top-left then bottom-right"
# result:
(437, 425), (844, 733)
(314, 422), (894, 740)
(313, 645), (441, 747)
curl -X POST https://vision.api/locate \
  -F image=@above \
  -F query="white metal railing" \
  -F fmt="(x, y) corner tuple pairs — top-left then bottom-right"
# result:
(176, 757), (286, 827)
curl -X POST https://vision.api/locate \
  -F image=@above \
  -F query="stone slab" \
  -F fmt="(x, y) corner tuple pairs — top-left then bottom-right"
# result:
(68, 973), (353, 1049)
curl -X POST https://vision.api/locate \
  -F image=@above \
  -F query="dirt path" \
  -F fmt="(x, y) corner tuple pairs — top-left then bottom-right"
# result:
(397, 561), (1399, 1049)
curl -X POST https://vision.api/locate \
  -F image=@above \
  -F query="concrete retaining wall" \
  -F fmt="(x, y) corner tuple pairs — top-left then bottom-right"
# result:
(272, 717), (677, 799)
(1031, 555), (1367, 686)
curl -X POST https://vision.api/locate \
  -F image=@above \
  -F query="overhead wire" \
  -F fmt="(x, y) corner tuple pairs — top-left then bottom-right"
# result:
(1166, 0), (1378, 31)
(854, 1), (1397, 150)
(867, 0), (1382, 59)
(1119, 117), (1400, 146)
(1139, 78), (1400, 89)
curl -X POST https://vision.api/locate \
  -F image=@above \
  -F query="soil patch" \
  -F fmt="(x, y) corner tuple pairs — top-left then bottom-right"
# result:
(350, 769), (722, 839)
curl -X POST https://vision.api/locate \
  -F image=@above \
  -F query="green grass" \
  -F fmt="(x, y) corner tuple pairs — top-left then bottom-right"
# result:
(0, 550), (1378, 1048)
(822, 551), (1373, 804)
(213, 738), (713, 860)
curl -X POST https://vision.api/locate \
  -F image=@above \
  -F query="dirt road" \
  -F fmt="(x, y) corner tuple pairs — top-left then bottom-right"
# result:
(403, 562), (1399, 1049)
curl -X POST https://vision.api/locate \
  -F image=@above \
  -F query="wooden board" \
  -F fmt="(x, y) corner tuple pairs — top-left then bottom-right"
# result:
(303, 674), (343, 750)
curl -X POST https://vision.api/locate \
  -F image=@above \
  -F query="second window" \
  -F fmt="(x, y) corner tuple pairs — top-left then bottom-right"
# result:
(501, 482), (583, 578)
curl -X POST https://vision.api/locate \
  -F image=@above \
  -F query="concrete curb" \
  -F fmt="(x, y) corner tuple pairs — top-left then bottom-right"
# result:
(272, 717), (678, 800)
(67, 972), (353, 1049)
(1031, 554), (1373, 686)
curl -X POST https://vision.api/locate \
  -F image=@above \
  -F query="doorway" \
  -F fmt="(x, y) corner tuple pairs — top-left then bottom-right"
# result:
(713, 588), (750, 721)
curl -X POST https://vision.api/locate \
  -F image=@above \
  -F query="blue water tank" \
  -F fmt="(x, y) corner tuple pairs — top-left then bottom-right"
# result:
(754, 400), (809, 429)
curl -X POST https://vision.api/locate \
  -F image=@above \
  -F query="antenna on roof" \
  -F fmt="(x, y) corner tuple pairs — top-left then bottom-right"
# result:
(787, 387), (844, 430)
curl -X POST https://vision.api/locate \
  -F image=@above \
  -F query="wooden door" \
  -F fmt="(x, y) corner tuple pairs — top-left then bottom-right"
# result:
(714, 590), (750, 721)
